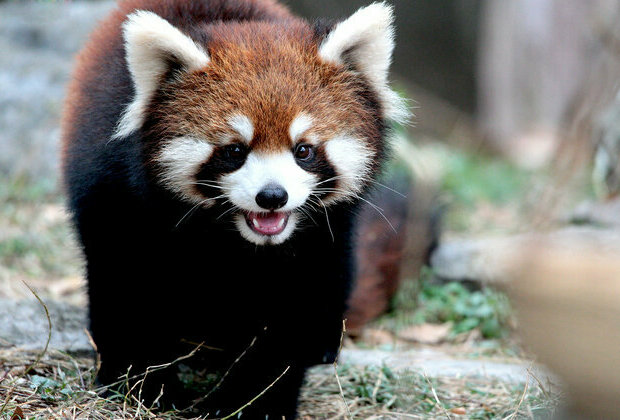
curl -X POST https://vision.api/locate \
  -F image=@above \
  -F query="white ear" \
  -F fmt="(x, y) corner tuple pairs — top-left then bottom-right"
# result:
(113, 11), (210, 139)
(318, 3), (407, 123)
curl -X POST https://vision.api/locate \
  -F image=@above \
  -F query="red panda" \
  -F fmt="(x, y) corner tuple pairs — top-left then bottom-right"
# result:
(61, 0), (406, 417)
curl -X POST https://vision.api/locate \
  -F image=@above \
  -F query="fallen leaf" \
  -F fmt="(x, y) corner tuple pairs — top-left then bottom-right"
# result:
(361, 328), (394, 346)
(10, 406), (24, 420)
(48, 276), (83, 297)
(397, 323), (451, 344)
(450, 407), (467, 415)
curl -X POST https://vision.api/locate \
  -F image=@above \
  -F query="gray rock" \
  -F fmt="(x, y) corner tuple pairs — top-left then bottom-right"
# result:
(593, 90), (620, 198)
(430, 236), (512, 283)
(0, 297), (91, 354)
(431, 227), (620, 283)
(0, 1), (115, 180)
(337, 347), (550, 384)
(570, 198), (620, 229)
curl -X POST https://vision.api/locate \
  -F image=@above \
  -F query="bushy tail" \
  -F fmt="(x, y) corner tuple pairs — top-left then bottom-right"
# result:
(346, 164), (441, 333)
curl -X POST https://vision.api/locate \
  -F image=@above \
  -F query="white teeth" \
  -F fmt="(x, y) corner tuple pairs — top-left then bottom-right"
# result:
(252, 218), (260, 229)
(277, 217), (285, 229)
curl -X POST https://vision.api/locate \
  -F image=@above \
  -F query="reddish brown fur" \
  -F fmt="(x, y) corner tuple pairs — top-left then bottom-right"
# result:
(147, 23), (381, 156)
(347, 217), (406, 332)
(61, 0), (293, 161)
(62, 0), (381, 159)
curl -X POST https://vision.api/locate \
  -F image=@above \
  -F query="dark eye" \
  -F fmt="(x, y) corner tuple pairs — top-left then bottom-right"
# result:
(294, 144), (314, 161)
(225, 143), (247, 159)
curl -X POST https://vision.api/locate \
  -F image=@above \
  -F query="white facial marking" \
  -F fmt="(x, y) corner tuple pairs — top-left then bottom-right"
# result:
(324, 135), (374, 202)
(113, 11), (210, 139)
(156, 136), (214, 205)
(289, 113), (313, 142)
(221, 151), (317, 245)
(222, 152), (316, 213)
(318, 3), (408, 123)
(228, 114), (254, 143)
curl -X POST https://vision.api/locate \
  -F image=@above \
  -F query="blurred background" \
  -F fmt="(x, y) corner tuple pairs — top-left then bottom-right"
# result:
(2, 0), (620, 418)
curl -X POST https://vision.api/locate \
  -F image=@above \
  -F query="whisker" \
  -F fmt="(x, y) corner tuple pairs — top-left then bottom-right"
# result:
(190, 182), (231, 191)
(312, 187), (396, 233)
(176, 198), (211, 227)
(216, 204), (238, 220)
(355, 195), (396, 233)
(313, 195), (334, 242)
(298, 206), (318, 226)
(365, 179), (407, 198)
(305, 197), (322, 213)
(194, 179), (226, 185)
(314, 187), (387, 210)
(314, 175), (407, 198)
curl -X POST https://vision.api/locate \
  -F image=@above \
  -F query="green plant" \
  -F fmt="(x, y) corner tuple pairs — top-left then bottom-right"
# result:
(418, 281), (511, 338)
(378, 268), (513, 339)
(441, 152), (528, 207)
(30, 374), (74, 402)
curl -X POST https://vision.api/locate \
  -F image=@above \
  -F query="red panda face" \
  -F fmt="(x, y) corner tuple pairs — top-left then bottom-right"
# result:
(117, 5), (406, 245)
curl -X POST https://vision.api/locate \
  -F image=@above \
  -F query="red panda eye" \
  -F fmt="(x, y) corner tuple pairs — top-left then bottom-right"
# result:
(294, 144), (314, 161)
(225, 143), (247, 159)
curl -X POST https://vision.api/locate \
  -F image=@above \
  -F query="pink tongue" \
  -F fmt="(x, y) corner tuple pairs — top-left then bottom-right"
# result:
(248, 212), (287, 234)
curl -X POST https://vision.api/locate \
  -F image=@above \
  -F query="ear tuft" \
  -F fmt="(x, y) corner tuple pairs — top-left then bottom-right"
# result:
(113, 11), (210, 139)
(318, 3), (409, 123)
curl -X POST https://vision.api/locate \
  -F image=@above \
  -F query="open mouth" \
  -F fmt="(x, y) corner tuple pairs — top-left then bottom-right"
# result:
(244, 211), (289, 236)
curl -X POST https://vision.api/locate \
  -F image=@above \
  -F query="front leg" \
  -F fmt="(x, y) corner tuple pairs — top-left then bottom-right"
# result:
(86, 251), (192, 405)
(293, 229), (356, 366)
(195, 333), (308, 419)
(209, 366), (307, 420)
(79, 212), (194, 406)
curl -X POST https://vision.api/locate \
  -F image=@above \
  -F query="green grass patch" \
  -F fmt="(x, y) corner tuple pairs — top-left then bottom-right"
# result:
(300, 363), (559, 419)
(424, 146), (537, 233)
(377, 268), (513, 339)
(0, 175), (58, 204)
(441, 151), (530, 207)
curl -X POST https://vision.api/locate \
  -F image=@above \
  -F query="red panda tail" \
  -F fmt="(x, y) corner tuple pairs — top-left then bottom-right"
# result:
(346, 169), (440, 334)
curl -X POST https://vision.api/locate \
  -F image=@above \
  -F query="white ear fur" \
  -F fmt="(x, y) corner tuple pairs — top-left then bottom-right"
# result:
(113, 11), (210, 139)
(318, 3), (408, 123)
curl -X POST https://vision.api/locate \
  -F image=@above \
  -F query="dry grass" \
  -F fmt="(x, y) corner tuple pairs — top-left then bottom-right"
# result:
(0, 348), (198, 420)
(0, 345), (560, 419)
(298, 364), (559, 419)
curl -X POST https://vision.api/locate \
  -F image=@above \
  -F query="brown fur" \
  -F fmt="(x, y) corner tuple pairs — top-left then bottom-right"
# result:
(347, 214), (406, 332)
(61, 0), (293, 160)
(63, 0), (382, 159)
(146, 24), (381, 159)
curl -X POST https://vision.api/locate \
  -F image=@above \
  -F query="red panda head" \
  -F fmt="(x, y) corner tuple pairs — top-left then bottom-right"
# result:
(116, 3), (407, 245)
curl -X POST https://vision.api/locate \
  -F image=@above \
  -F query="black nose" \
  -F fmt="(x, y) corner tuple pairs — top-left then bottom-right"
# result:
(255, 183), (288, 210)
